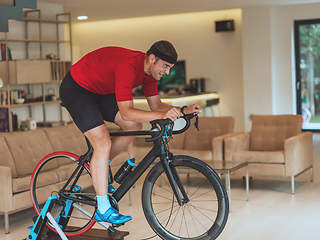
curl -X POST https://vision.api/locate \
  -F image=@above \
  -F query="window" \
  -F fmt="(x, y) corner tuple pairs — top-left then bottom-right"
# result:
(295, 19), (320, 130)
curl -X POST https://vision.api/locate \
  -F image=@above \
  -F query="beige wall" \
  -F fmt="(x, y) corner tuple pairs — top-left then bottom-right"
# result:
(72, 9), (244, 131)
(242, 7), (273, 130)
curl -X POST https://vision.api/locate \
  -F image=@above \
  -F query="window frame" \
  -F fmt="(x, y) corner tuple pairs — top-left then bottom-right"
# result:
(294, 18), (320, 131)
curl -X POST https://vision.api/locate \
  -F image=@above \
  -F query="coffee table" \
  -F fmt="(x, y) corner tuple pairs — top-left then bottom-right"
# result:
(203, 161), (249, 203)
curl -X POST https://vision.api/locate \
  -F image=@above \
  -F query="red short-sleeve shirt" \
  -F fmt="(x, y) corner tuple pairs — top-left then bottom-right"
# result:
(70, 47), (158, 101)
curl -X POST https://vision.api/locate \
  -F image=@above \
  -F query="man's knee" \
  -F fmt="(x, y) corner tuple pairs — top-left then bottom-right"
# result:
(85, 125), (112, 152)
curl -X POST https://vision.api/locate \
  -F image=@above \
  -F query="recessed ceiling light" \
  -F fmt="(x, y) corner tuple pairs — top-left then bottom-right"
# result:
(77, 16), (88, 21)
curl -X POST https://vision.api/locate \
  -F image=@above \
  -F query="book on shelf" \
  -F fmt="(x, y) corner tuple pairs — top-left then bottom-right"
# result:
(0, 44), (5, 61)
(12, 113), (18, 131)
(7, 47), (12, 60)
(0, 44), (12, 61)
(0, 107), (9, 132)
(0, 89), (25, 105)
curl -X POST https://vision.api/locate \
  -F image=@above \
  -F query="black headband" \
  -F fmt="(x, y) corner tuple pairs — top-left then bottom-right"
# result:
(149, 46), (177, 64)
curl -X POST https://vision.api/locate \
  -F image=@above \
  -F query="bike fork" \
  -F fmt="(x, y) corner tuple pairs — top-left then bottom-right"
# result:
(161, 157), (189, 206)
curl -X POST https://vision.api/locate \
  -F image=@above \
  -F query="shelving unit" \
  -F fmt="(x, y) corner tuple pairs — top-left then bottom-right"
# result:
(0, 9), (72, 132)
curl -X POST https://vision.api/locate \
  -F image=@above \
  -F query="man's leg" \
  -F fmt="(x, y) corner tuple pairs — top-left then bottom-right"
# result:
(84, 124), (132, 224)
(110, 112), (143, 159)
(84, 125), (110, 196)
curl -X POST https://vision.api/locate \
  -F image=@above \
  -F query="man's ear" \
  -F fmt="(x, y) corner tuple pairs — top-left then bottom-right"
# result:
(149, 54), (156, 64)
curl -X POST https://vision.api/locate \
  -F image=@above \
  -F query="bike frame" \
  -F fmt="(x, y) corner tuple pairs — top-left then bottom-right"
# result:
(58, 127), (189, 208)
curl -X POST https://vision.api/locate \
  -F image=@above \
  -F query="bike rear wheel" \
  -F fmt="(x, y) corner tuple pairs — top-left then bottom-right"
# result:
(30, 152), (96, 236)
(142, 155), (229, 240)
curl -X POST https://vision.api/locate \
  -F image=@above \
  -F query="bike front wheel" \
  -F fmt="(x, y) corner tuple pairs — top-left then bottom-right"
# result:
(142, 155), (229, 240)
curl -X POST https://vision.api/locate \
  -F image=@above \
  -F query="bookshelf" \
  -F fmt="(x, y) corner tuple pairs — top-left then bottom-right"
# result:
(0, 9), (72, 132)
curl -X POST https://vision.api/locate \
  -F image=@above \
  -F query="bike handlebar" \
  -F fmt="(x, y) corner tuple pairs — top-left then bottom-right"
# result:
(109, 113), (199, 142)
(145, 113), (198, 142)
(172, 113), (198, 135)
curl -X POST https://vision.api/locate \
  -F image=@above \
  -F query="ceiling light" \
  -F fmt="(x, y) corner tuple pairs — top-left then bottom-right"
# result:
(77, 16), (88, 21)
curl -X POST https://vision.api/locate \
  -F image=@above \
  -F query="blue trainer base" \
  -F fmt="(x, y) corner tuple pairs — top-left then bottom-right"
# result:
(26, 195), (68, 240)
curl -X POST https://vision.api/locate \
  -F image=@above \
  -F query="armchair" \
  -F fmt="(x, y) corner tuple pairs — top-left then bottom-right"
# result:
(169, 116), (237, 161)
(224, 114), (313, 194)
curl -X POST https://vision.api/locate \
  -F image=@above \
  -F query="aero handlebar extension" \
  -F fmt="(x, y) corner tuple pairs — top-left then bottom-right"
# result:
(109, 113), (199, 142)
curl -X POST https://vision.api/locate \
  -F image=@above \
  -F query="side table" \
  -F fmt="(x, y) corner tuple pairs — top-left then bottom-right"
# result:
(204, 161), (249, 203)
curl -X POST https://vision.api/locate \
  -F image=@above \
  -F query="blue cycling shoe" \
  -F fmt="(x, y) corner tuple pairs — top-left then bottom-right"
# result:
(96, 207), (132, 224)
(108, 184), (116, 194)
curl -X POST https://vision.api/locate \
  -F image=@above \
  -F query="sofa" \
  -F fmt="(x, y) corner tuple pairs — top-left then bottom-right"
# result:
(0, 123), (129, 233)
(224, 114), (313, 194)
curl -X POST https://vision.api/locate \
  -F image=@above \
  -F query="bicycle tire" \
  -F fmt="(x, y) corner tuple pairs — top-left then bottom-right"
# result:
(30, 152), (96, 236)
(142, 155), (229, 240)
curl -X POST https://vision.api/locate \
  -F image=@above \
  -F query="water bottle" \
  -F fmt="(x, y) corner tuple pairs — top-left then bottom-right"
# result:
(114, 158), (136, 184)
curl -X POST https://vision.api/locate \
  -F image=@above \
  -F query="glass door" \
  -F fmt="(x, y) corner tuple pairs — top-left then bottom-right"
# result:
(295, 19), (320, 130)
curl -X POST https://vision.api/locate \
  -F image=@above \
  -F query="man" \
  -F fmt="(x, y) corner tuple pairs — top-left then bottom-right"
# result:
(59, 40), (200, 224)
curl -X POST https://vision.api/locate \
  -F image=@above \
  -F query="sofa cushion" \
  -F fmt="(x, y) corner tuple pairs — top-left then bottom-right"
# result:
(232, 150), (285, 164)
(0, 134), (18, 178)
(12, 169), (59, 194)
(184, 117), (234, 150)
(13, 184), (61, 211)
(44, 123), (87, 157)
(248, 163), (286, 176)
(250, 115), (302, 151)
(5, 129), (54, 177)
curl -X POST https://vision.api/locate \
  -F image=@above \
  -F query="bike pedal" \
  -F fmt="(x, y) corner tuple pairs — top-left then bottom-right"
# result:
(112, 223), (125, 228)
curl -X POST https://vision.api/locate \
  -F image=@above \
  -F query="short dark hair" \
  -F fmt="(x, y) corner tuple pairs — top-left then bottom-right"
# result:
(146, 40), (178, 64)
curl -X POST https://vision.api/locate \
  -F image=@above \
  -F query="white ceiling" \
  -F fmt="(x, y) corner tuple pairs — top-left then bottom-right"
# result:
(40, 0), (320, 22)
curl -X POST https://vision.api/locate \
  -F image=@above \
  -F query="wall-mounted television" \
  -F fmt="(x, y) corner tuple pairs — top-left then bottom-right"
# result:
(158, 60), (186, 92)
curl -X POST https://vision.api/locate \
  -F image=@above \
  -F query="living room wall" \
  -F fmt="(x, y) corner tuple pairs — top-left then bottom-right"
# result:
(242, 3), (320, 130)
(71, 9), (245, 131)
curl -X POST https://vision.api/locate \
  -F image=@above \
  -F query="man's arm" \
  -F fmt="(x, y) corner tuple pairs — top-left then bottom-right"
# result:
(117, 100), (164, 123)
(118, 96), (201, 123)
(147, 95), (201, 115)
(118, 97), (183, 122)
(147, 95), (179, 112)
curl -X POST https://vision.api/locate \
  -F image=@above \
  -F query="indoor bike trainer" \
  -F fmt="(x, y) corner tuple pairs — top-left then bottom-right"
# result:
(25, 194), (129, 240)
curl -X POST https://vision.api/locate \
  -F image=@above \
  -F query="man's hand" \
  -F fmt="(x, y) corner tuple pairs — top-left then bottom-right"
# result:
(183, 104), (201, 115)
(163, 107), (183, 121)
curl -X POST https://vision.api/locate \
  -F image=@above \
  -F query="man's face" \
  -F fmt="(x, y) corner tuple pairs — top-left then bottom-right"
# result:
(150, 57), (174, 81)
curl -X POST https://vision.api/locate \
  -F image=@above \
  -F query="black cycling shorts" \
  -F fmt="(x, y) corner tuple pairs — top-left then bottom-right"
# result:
(59, 72), (119, 133)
